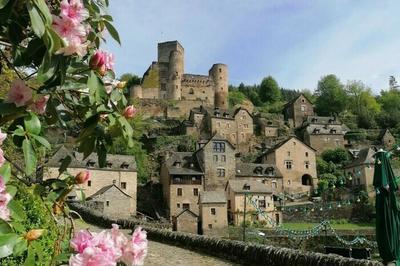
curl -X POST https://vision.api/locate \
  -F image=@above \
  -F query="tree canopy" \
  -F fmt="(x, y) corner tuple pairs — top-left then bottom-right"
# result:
(259, 76), (281, 103)
(315, 74), (347, 116)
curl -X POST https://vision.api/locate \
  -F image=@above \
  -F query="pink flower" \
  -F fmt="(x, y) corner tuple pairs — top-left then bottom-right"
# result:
(60, 0), (88, 23)
(0, 206), (10, 221)
(121, 227), (148, 266)
(111, 224), (128, 251)
(71, 230), (93, 253)
(90, 50), (114, 74)
(52, 15), (87, 57)
(6, 79), (32, 107)
(0, 176), (5, 193)
(0, 149), (5, 168)
(75, 170), (90, 184)
(0, 129), (7, 145)
(0, 192), (11, 221)
(92, 230), (122, 260)
(123, 105), (137, 119)
(69, 246), (116, 266)
(30, 95), (50, 114)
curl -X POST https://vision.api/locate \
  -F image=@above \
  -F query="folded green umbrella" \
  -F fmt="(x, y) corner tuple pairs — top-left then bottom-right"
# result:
(374, 150), (400, 265)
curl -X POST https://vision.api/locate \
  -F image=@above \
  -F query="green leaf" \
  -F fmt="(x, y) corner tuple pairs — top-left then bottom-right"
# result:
(87, 71), (107, 104)
(13, 127), (26, 137)
(37, 53), (60, 83)
(22, 139), (37, 176)
(104, 21), (120, 44)
(8, 200), (27, 221)
(27, 3), (45, 37)
(58, 155), (71, 175)
(0, 0), (10, 9)
(0, 163), (11, 183)
(13, 238), (28, 256)
(33, 0), (52, 25)
(24, 113), (41, 135)
(0, 220), (12, 234)
(24, 246), (35, 266)
(55, 253), (72, 263)
(6, 185), (17, 198)
(0, 233), (19, 258)
(30, 134), (51, 149)
(0, 103), (22, 115)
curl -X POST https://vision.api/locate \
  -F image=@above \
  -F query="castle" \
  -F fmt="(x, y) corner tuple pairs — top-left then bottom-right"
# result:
(131, 41), (229, 117)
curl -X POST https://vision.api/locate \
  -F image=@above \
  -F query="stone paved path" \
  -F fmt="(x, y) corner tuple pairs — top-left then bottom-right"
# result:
(75, 219), (238, 266)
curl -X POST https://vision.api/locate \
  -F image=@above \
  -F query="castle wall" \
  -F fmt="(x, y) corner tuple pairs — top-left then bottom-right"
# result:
(181, 76), (215, 106)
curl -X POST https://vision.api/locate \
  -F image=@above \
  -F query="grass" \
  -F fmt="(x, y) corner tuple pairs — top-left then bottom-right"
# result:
(281, 222), (374, 230)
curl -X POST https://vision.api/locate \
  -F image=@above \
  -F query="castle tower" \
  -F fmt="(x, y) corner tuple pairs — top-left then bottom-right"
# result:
(130, 85), (143, 99)
(210, 64), (228, 109)
(167, 50), (184, 100)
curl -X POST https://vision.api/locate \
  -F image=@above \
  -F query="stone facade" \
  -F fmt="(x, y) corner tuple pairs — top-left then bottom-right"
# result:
(43, 147), (137, 217)
(86, 185), (133, 219)
(186, 106), (253, 152)
(379, 129), (396, 149)
(225, 180), (280, 227)
(173, 209), (199, 234)
(199, 191), (228, 236)
(131, 41), (229, 118)
(235, 163), (283, 193)
(343, 148), (375, 197)
(256, 117), (280, 138)
(283, 94), (314, 128)
(160, 152), (204, 218)
(261, 137), (317, 196)
(300, 116), (348, 154)
(195, 136), (237, 190)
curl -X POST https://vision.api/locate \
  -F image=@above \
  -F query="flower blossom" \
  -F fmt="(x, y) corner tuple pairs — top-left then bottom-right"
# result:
(60, 0), (88, 23)
(30, 95), (50, 115)
(75, 170), (90, 184)
(121, 227), (148, 266)
(0, 129), (7, 146)
(69, 246), (117, 266)
(0, 176), (11, 221)
(71, 230), (94, 253)
(0, 149), (5, 168)
(123, 105), (137, 119)
(90, 50), (115, 74)
(6, 79), (32, 107)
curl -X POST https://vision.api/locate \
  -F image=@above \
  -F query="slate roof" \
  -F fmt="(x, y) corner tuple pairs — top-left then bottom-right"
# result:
(87, 184), (131, 200)
(199, 191), (226, 204)
(257, 118), (279, 127)
(226, 180), (273, 194)
(305, 124), (346, 135)
(176, 208), (198, 218)
(262, 136), (316, 156)
(343, 148), (375, 168)
(191, 106), (252, 121)
(304, 116), (342, 125)
(235, 163), (282, 178)
(165, 152), (204, 176)
(47, 146), (137, 171)
(378, 129), (393, 140)
(283, 93), (313, 109)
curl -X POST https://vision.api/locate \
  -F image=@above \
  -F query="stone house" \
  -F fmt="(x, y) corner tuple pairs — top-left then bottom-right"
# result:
(184, 106), (254, 153)
(159, 152), (204, 218)
(282, 94), (314, 128)
(260, 137), (317, 197)
(199, 191), (228, 236)
(256, 117), (279, 138)
(343, 148), (375, 197)
(225, 180), (280, 227)
(172, 208), (199, 234)
(86, 184), (132, 219)
(378, 129), (396, 149)
(235, 163), (283, 194)
(300, 116), (349, 154)
(195, 135), (237, 190)
(44, 146), (137, 217)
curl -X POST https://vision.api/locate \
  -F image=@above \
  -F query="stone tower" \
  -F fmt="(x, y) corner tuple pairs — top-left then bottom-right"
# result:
(130, 85), (143, 99)
(210, 64), (228, 109)
(157, 41), (184, 100)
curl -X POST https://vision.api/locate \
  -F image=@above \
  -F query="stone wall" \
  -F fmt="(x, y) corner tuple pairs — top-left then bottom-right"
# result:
(71, 203), (382, 266)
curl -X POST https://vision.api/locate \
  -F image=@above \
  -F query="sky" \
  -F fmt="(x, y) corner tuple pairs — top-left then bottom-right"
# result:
(104, 0), (400, 94)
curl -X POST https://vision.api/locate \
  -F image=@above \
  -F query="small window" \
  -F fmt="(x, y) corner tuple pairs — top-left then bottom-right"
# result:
(213, 142), (226, 153)
(221, 155), (226, 162)
(228, 200), (231, 209)
(189, 88), (194, 94)
(88, 180), (91, 187)
(287, 151), (291, 157)
(285, 161), (293, 170)
(217, 122), (221, 127)
(177, 188), (182, 196)
(208, 224), (213, 229)
(305, 161), (309, 169)
(106, 201), (110, 206)
(211, 208), (216, 215)
(244, 124), (248, 129)
(217, 168), (225, 177)
(183, 203), (190, 210)
(193, 188), (198, 196)
(305, 152), (309, 157)
(121, 182), (127, 189)
(287, 180), (291, 185)
(177, 203), (181, 208)
(213, 155), (218, 162)
(259, 200), (266, 208)
(227, 123), (230, 128)
(272, 182), (277, 189)
(301, 105), (306, 111)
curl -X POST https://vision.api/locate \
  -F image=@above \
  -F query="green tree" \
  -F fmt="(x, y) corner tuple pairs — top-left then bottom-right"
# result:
(345, 81), (380, 128)
(315, 74), (347, 115)
(228, 89), (247, 107)
(321, 148), (349, 165)
(301, 89), (316, 103)
(259, 76), (281, 103)
(377, 88), (400, 128)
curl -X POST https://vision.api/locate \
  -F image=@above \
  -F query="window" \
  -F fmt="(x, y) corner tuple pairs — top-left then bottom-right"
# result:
(357, 178), (361, 185)
(211, 208), (216, 215)
(305, 161), (309, 169)
(228, 200), (231, 209)
(287, 180), (291, 185)
(177, 203), (180, 208)
(213, 155), (218, 162)
(106, 201), (110, 206)
(287, 151), (291, 157)
(208, 224), (213, 229)
(161, 83), (166, 91)
(241, 133), (245, 139)
(221, 155), (226, 162)
(217, 122), (221, 127)
(272, 182), (277, 189)
(121, 182), (127, 189)
(301, 105), (306, 112)
(189, 88), (194, 94)
(305, 152), (309, 157)
(226, 123), (230, 128)
(259, 200), (266, 208)
(193, 188), (198, 196)
(182, 203), (190, 210)
(244, 124), (248, 129)
(217, 168), (225, 177)
(232, 133), (236, 140)
(213, 142), (225, 153)
(285, 161), (293, 170)
(177, 188), (182, 196)
(88, 180), (91, 187)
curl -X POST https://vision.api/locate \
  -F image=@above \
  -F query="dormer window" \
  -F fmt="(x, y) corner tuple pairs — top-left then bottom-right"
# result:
(265, 167), (275, 176)
(223, 112), (229, 118)
(330, 129), (337, 134)
(311, 118), (318, 123)
(120, 162), (129, 169)
(313, 128), (320, 134)
(190, 163), (194, 168)
(214, 111), (220, 117)
(174, 161), (182, 168)
(106, 161), (112, 168)
(254, 166), (263, 175)
(86, 160), (95, 167)
(243, 184), (251, 191)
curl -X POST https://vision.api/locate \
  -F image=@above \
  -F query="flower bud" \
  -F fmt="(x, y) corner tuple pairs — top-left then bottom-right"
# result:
(25, 229), (45, 241)
(116, 81), (126, 89)
(89, 50), (105, 70)
(123, 105), (137, 119)
(75, 170), (90, 184)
